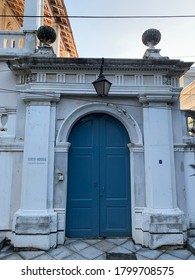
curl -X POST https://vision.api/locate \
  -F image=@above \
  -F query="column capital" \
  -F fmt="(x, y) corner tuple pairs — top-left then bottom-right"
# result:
(139, 94), (178, 105)
(55, 142), (71, 153)
(127, 143), (144, 152)
(21, 92), (61, 104)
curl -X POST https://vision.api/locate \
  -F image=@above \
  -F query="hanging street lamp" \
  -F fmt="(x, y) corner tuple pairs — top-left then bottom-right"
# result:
(92, 58), (112, 97)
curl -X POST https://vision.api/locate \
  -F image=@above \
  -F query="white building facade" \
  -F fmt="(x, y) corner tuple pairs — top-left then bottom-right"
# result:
(0, 1), (195, 251)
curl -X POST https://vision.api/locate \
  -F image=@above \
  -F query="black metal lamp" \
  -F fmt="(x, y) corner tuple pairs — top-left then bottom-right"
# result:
(92, 58), (112, 97)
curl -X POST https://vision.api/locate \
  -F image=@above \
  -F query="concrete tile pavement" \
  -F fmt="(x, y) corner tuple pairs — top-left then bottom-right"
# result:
(0, 238), (195, 260)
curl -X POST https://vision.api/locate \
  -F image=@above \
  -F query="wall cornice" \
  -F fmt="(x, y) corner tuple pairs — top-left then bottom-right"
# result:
(8, 57), (193, 77)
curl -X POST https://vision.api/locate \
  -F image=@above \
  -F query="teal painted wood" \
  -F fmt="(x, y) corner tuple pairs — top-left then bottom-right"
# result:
(66, 114), (131, 238)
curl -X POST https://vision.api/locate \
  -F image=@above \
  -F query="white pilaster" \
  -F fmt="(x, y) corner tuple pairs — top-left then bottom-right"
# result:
(21, 102), (52, 210)
(12, 94), (60, 250)
(22, 0), (44, 31)
(143, 103), (176, 209)
(140, 98), (185, 248)
(55, 142), (71, 243)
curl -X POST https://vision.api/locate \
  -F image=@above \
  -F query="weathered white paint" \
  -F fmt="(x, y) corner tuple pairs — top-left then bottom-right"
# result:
(12, 94), (60, 249)
(0, 152), (13, 229)
(0, 25), (194, 249)
(56, 102), (143, 145)
(143, 103), (177, 209)
(21, 103), (52, 210)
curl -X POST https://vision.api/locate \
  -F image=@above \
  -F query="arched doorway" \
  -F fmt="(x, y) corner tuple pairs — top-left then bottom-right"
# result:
(66, 113), (131, 238)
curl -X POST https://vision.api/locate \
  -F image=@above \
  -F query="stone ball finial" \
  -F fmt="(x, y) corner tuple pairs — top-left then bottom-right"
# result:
(142, 28), (161, 48)
(37, 25), (57, 45)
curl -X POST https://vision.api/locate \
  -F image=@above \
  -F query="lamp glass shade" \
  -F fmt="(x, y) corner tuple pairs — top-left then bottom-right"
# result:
(92, 75), (112, 96)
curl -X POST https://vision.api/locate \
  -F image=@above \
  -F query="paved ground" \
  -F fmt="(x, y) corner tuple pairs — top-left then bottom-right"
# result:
(0, 238), (195, 260)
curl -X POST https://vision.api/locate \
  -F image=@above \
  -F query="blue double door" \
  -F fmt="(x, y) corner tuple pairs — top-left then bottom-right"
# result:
(66, 113), (131, 238)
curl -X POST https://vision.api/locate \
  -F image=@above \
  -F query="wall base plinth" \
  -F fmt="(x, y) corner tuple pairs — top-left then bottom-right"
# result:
(134, 208), (186, 249)
(12, 210), (57, 250)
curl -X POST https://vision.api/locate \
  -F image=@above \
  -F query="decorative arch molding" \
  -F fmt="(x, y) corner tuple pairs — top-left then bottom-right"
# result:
(56, 102), (143, 146)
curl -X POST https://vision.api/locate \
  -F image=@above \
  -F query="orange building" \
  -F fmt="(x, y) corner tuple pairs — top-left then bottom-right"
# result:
(0, 0), (78, 57)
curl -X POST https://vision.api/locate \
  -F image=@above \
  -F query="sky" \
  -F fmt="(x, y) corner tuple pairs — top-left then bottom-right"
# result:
(65, 0), (195, 61)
